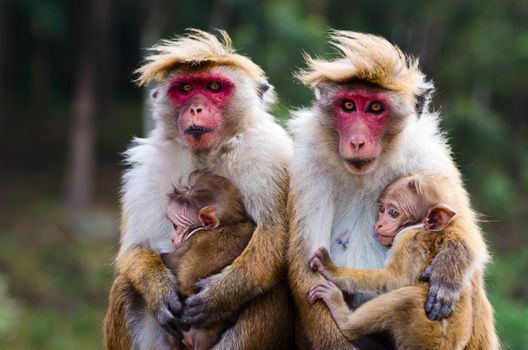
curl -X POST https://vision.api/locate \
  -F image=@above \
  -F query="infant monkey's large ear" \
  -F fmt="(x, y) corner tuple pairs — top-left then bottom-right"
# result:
(424, 204), (456, 232)
(199, 206), (220, 229)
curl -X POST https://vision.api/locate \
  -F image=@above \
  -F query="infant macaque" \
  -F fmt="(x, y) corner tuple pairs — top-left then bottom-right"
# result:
(374, 172), (452, 246)
(307, 172), (483, 350)
(161, 171), (255, 350)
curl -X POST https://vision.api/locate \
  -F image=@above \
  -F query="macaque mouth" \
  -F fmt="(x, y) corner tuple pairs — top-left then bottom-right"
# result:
(185, 125), (215, 140)
(346, 157), (376, 169)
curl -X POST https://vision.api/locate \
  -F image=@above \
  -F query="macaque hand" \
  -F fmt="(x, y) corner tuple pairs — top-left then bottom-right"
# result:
(425, 277), (461, 321)
(308, 280), (345, 306)
(419, 265), (433, 282)
(152, 282), (183, 338)
(182, 273), (236, 328)
(309, 247), (333, 279)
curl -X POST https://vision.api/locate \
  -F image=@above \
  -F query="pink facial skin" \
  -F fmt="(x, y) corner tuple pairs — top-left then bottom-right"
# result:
(168, 72), (235, 150)
(166, 200), (201, 247)
(374, 199), (405, 246)
(334, 90), (392, 174)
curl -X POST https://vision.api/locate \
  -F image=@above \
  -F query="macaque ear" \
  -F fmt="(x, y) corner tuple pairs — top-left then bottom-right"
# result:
(199, 206), (220, 229)
(257, 80), (277, 109)
(424, 203), (456, 232)
(257, 81), (271, 99)
(415, 85), (434, 116)
(150, 86), (161, 101)
(313, 82), (333, 101)
(407, 178), (418, 192)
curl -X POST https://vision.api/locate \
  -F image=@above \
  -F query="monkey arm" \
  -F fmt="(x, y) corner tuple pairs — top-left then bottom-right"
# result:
(183, 179), (289, 327)
(326, 266), (410, 295)
(420, 221), (476, 321)
(311, 237), (420, 295)
(115, 245), (182, 335)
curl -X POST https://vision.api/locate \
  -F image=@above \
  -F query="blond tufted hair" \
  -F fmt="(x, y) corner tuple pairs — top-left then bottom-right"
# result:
(296, 30), (430, 98)
(136, 28), (265, 86)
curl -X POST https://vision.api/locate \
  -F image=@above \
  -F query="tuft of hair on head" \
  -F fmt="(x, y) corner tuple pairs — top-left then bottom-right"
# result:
(135, 28), (266, 86)
(295, 30), (432, 99)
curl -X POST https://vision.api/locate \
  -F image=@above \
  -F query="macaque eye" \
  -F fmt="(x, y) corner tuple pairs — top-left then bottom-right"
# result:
(172, 223), (178, 230)
(368, 101), (384, 114)
(388, 208), (400, 218)
(207, 81), (222, 92)
(180, 83), (193, 93)
(341, 99), (356, 112)
(378, 204), (385, 213)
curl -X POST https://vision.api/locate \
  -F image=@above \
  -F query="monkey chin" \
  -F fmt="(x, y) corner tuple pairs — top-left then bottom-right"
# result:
(343, 157), (378, 175)
(183, 128), (219, 151)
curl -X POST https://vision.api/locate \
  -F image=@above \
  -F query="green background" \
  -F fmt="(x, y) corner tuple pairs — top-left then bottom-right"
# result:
(0, 0), (527, 348)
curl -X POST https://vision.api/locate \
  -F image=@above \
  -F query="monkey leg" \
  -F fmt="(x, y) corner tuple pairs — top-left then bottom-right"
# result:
(103, 275), (173, 350)
(103, 275), (136, 350)
(465, 272), (499, 350)
(211, 282), (294, 350)
(338, 286), (471, 350)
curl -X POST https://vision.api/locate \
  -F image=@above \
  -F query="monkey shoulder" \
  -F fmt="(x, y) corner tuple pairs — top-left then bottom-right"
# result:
(210, 123), (292, 224)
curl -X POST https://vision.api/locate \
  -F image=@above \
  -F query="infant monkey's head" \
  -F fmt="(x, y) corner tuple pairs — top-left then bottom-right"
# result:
(375, 173), (456, 247)
(166, 171), (248, 247)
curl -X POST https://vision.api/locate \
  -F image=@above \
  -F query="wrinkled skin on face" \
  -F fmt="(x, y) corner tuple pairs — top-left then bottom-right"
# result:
(333, 89), (392, 174)
(166, 199), (202, 246)
(375, 178), (424, 246)
(375, 198), (411, 246)
(168, 72), (236, 150)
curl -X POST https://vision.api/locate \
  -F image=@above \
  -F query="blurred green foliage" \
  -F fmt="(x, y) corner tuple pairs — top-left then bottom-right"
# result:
(0, 0), (527, 348)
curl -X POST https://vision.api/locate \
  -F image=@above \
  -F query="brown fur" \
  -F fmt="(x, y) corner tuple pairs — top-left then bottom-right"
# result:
(103, 275), (137, 350)
(311, 221), (492, 350)
(309, 173), (497, 349)
(104, 29), (294, 349)
(287, 31), (496, 349)
(161, 172), (256, 349)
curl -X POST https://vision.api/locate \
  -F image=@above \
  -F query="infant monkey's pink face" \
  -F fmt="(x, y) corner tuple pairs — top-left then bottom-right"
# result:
(375, 199), (408, 247)
(166, 200), (201, 247)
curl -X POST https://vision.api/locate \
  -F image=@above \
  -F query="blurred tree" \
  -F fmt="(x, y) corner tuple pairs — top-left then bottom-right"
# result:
(1, 1), (528, 347)
(0, 0), (7, 164)
(66, 0), (113, 211)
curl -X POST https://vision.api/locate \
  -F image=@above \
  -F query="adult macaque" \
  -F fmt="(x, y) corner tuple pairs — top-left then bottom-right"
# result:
(287, 31), (496, 348)
(103, 29), (294, 349)
(161, 171), (255, 350)
(309, 172), (497, 349)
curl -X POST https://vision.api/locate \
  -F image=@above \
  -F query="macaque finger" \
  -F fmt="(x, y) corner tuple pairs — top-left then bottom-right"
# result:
(313, 247), (330, 263)
(425, 284), (437, 315)
(157, 306), (181, 338)
(419, 265), (433, 282)
(309, 256), (324, 272)
(309, 285), (330, 304)
(183, 294), (221, 327)
(426, 283), (458, 321)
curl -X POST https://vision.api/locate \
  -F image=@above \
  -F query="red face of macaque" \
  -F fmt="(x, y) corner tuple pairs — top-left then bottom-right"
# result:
(375, 198), (410, 247)
(168, 71), (235, 150)
(334, 90), (392, 174)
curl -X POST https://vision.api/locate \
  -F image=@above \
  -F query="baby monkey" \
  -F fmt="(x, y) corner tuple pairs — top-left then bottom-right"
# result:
(308, 173), (480, 350)
(161, 171), (255, 350)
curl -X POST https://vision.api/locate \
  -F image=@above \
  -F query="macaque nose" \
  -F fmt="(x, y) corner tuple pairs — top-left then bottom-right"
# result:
(350, 138), (365, 152)
(190, 105), (203, 115)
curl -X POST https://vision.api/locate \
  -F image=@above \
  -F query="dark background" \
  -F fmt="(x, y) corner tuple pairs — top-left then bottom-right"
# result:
(0, 0), (527, 348)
